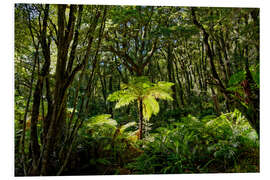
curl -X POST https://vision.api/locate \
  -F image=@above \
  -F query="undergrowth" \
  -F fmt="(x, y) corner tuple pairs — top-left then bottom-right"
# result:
(125, 109), (259, 174)
(59, 109), (258, 175)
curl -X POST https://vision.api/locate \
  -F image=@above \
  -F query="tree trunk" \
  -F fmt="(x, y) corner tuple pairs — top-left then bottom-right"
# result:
(173, 61), (185, 106)
(138, 98), (143, 140)
(20, 39), (39, 177)
(211, 87), (220, 114)
(108, 76), (114, 117)
(28, 4), (51, 175)
(167, 43), (178, 109)
(191, 7), (225, 90)
(40, 5), (81, 175)
(240, 47), (260, 137)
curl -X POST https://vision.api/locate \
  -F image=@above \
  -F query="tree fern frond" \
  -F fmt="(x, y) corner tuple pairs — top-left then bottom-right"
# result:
(149, 89), (174, 101)
(120, 82), (128, 89)
(115, 95), (137, 109)
(107, 89), (126, 102)
(156, 81), (174, 90)
(143, 96), (160, 120)
(87, 114), (117, 127)
(120, 121), (137, 133)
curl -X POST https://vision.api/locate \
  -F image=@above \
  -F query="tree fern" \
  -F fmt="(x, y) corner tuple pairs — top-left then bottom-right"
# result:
(107, 76), (174, 138)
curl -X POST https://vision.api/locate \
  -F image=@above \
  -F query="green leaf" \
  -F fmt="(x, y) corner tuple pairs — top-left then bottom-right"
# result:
(87, 114), (117, 127)
(226, 86), (241, 92)
(115, 95), (137, 109)
(250, 64), (259, 87)
(143, 95), (160, 120)
(120, 121), (137, 133)
(107, 90), (126, 102)
(228, 71), (246, 87)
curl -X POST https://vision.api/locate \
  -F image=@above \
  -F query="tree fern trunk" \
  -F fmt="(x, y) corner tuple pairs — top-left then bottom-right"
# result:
(138, 98), (143, 140)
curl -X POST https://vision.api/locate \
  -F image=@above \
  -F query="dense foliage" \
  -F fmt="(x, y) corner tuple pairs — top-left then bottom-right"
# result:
(14, 4), (259, 176)
(127, 110), (258, 174)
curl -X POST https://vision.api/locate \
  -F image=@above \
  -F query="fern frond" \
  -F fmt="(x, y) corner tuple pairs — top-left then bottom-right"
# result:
(143, 95), (160, 120)
(149, 89), (174, 101)
(115, 95), (137, 109)
(107, 90), (126, 102)
(120, 121), (137, 133)
(156, 81), (174, 90)
(87, 114), (117, 127)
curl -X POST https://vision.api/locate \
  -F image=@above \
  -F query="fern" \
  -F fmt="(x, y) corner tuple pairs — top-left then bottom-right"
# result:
(108, 76), (174, 120)
(107, 76), (174, 139)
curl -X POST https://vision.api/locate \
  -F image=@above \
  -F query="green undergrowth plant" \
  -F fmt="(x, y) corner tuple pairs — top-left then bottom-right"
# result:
(67, 114), (142, 174)
(126, 109), (259, 174)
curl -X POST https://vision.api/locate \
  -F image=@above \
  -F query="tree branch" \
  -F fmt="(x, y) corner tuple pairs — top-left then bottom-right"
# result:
(191, 7), (225, 90)
(66, 5), (83, 75)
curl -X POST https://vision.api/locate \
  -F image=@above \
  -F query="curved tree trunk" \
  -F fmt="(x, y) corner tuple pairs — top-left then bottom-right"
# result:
(28, 4), (51, 175)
